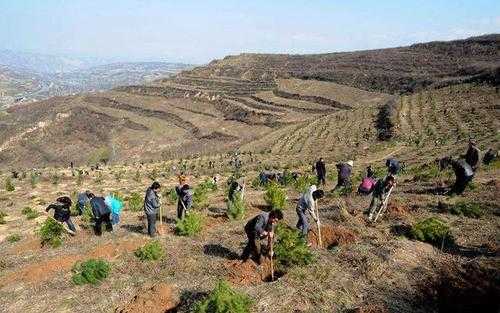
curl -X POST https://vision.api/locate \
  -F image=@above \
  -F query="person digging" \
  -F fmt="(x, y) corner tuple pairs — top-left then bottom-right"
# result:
(176, 175), (193, 220)
(296, 185), (325, 241)
(439, 157), (474, 195)
(367, 175), (396, 222)
(88, 193), (113, 236)
(241, 209), (283, 265)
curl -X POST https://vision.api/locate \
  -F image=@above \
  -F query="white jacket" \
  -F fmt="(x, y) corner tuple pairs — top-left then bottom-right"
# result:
(297, 185), (318, 221)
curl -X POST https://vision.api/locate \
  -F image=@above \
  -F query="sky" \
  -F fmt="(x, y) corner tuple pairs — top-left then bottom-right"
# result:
(0, 0), (499, 64)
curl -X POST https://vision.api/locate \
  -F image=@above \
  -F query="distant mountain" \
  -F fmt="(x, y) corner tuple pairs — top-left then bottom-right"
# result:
(0, 61), (193, 107)
(0, 50), (107, 74)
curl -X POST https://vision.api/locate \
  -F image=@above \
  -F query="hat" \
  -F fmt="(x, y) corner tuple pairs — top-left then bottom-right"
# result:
(178, 175), (187, 184)
(347, 160), (354, 167)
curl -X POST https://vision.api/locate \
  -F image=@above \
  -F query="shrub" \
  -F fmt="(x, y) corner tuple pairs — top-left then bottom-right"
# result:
(50, 172), (60, 185)
(21, 206), (40, 220)
(163, 188), (178, 205)
(450, 201), (483, 218)
(30, 172), (39, 188)
(4, 177), (15, 192)
(39, 217), (65, 248)
(280, 170), (295, 186)
(274, 224), (315, 269)
(263, 182), (287, 210)
(134, 240), (165, 261)
(294, 174), (317, 194)
(250, 176), (262, 189)
(114, 170), (125, 182)
(410, 217), (453, 246)
(199, 178), (218, 192)
(134, 169), (141, 182)
(76, 170), (84, 186)
(6, 234), (21, 243)
(81, 203), (94, 225)
(147, 168), (158, 181)
(193, 280), (253, 313)
(0, 211), (7, 224)
(128, 192), (143, 212)
(95, 172), (103, 185)
(193, 185), (209, 209)
(175, 212), (203, 236)
(227, 191), (245, 220)
(72, 259), (111, 285)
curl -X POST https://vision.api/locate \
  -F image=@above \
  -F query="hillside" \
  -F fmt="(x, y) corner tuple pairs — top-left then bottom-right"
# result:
(185, 34), (500, 94)
(0, 35), (499, 313)
(1, 35), (499, 169)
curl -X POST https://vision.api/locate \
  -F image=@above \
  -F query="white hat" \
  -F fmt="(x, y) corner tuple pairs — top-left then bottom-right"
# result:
(347, 160), (354, 167)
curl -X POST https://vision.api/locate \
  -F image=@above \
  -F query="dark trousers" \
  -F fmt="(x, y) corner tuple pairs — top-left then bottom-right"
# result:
(146, 213), (157, 237)
(452, 176), (472, 195)
(296, 209), (309, 237)
(335, 177), (351, 190)
(77, 202), (85, 215)
(317, 175), (326, 186)
(94, 213), (113, 236)
(65, 218), (76, 233)
(241, 230), (263, 264)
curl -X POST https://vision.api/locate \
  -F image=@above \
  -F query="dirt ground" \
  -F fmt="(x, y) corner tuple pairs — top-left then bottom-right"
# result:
(0, 142), (499, 312)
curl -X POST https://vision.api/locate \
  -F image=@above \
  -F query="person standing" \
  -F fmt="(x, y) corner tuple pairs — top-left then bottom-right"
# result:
(241, 209), (283, 265)
(465, 140), (480, 171)
(315, 158), (327, 186)
(144, 182), (161, 237)
(89, 193), (113, 236)
(176, 176), (193, 219)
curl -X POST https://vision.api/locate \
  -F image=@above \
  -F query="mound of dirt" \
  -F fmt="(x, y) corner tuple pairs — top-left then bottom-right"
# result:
(385, 201), (410, 219)
(308, 224), (358, 248)
(224, 259), (275, 285)
(115, 283), (179, 313)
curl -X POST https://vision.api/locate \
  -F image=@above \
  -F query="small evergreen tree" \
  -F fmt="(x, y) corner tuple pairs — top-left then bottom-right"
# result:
(193, 280), (253, 313)
(0, 211), (7, 224)
(4, 177), (15, 192)
(175, 212), (203, 236)
(134, 240), (165, 261)
(227, 191), (246, 220)
(410, 217), (453, 246)
(128, 192), (143, 212)
(263, 182), (287, 210)
(39, 217), (65, 248)
(72, 259), (111, 285)
(274, 224), (315, 269)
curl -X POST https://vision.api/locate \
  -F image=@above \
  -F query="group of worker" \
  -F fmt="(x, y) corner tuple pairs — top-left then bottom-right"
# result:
(43, 139), (497, 266)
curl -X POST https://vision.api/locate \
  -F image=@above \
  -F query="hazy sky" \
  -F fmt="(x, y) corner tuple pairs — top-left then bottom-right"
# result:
(1, 0), (499, 64)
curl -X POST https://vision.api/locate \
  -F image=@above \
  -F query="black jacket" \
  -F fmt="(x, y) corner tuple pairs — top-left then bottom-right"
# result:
(451, 160), (474, 180)
(315, 161), (326, 177)
(465, 146), (480, 168)
(90, 197), (110, 218)
(46, 202), (71, 222)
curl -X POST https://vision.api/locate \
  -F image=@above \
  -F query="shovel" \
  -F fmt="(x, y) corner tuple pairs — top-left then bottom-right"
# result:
(315, 200), (323, 248)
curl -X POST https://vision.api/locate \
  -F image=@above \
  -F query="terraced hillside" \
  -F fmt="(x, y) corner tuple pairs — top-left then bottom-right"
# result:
(186, 34), (500, 93)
